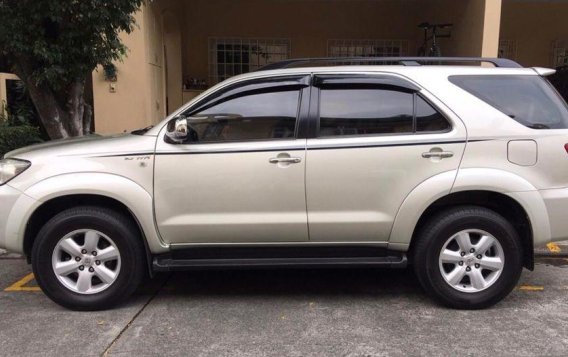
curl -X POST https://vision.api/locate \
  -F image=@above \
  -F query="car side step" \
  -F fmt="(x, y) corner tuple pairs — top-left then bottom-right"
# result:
(153, 255), (408, 272)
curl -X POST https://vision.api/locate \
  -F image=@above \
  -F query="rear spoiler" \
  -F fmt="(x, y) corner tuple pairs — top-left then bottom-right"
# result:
(532, 67), (556, 76)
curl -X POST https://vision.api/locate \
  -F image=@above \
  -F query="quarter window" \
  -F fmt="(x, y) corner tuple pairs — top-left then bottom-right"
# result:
(416, 96), (451, 132)
(318, 88), (449, 137)
(450, 75), (568, 129)
(185, 89), (300, 143)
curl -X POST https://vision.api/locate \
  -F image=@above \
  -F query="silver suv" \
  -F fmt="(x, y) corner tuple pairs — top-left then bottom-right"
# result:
(2, 57), (568, 310)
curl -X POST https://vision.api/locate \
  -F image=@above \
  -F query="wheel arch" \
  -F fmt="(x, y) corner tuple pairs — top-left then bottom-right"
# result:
(23, 194), (155, 276)
(389, 169), (551, 270)
(408, 191), (534, 270)
(14, 173), (168, 273)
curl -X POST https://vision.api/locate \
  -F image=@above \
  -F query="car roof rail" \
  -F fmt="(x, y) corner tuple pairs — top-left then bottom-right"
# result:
(257, 57), (523, 71)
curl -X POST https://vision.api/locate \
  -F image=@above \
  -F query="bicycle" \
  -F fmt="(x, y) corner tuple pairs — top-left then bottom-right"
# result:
(417, 22), (453, 57)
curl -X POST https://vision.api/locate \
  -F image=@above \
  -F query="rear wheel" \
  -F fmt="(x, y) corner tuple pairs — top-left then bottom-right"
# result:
(32, 206), (145, 311)
(413, 206), (523, 309)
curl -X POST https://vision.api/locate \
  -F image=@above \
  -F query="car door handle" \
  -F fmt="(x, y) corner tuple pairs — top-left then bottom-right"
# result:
(269, 157), (302, 164)
(422, 151), (454, 159)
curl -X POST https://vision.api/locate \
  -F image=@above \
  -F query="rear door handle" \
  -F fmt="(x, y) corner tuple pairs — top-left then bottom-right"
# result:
(422, 151), (454, 159)
(269, 157), (302, 164)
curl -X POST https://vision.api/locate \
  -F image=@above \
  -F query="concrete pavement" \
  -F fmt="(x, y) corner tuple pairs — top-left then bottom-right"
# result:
(2, 255), (568, 356)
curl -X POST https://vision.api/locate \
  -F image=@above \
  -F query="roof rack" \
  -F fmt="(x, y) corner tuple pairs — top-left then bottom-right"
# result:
(258, 57), (522, 71)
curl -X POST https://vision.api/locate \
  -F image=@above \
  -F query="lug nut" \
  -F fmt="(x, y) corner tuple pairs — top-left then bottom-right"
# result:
(89, 267), (95, 273)
(460, 252), (466, 257)
(458, 261), (464, 266)
(81, 249), (87, 254)
(477, 254), (482, 259)
(95, 260), (101, 266)
(92, 251), (97, 256)
(78, 266), (85, 271)
(475, 263), (480, 269)
(470, 248), (475, 253)
(75, 257), (81, 262)
(466, 266), (471, 272)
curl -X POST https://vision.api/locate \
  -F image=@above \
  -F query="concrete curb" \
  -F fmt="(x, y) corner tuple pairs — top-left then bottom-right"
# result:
(534, 242), (568, 257)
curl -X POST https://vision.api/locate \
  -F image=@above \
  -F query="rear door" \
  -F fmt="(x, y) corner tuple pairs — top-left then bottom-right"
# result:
(305, 73), (467, 242)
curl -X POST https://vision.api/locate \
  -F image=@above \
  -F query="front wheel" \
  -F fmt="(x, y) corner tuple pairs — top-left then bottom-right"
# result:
(413, 206), (523, 309)
(32, 206), (146, 311)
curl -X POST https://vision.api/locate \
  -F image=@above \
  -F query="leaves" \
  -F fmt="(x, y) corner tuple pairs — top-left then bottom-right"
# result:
(0, 0), (144, 89)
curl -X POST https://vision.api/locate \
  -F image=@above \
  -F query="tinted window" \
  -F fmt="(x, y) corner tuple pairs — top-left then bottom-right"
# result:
(319, 89), (414, 136)
(416, 96), (451, 132)
(186, 89), (299, 142)
(450, 75), (568, 129)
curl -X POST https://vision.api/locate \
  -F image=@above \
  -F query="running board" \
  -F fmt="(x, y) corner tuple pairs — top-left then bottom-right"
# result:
(153, 255), (408, 271)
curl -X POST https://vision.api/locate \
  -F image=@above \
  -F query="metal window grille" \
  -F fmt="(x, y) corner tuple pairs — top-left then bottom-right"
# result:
(327, 39), (409, 58)
(498, 39), (517, 60)
(552, 40), (568, 68)
(209, 38), (291, 84)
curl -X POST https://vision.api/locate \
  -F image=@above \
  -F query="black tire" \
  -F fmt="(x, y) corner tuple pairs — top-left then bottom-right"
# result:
(31, 206), (146, 311)
(412, 206), (523, 309)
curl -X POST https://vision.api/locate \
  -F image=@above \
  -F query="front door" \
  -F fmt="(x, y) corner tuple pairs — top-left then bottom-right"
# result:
(305, 73), (467, 242)
(154, 75), (311, 244)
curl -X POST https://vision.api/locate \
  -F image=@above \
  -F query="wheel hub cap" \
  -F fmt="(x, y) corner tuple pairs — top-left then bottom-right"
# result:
(438, 229), (505, 293)
(51, 229), (121, 295)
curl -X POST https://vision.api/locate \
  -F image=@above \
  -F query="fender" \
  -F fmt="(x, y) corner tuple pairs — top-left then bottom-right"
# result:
(388, 168), (551, 250)
(5, 172), (168, 254)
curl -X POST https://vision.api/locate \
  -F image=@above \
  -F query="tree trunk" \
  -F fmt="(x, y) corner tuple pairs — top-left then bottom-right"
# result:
(14, 59), (92, 140)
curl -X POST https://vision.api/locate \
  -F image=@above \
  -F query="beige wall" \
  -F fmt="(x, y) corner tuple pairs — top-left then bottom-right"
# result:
(501, 0), (568, 67)
(93, 0), (184, 134)
(0, 73), (19, 119)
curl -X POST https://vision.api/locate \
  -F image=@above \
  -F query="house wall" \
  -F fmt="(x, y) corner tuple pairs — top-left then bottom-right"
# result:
(501, 0), (568, 67)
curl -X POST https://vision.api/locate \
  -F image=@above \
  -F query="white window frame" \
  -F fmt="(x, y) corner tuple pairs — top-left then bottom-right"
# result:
(208, 37), (291, 85)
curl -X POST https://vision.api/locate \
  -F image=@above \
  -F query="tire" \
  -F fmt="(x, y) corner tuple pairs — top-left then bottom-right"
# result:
(31, 206), (145, 311)
(412, 206), (523, 309)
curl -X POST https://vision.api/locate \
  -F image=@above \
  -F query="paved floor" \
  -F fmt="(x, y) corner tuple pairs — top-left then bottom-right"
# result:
(1, 255), (568, 357)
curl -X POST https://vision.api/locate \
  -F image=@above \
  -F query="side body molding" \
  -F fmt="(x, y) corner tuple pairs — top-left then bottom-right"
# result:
(6, 173), (168, 254)
(388, 168), (551, 250)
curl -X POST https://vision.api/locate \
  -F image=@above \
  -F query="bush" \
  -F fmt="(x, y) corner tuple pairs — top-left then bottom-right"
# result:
(0, 125), (43, 158)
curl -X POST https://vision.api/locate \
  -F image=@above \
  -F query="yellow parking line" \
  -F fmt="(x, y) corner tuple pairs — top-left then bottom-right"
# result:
(4, 273), (41, 292)
(547, 243), (562, 253)
(519, 285), (544, 291)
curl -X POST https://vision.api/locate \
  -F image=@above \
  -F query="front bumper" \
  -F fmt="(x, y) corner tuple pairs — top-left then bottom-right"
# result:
(0, 184), (37, 253)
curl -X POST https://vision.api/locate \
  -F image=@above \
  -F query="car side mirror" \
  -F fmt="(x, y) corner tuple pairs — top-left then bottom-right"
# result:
(165, 117), (189, 144)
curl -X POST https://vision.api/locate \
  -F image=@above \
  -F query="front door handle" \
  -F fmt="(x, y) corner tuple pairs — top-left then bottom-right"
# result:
(269, 157), (302, 164)
(422, 151), (454, 159)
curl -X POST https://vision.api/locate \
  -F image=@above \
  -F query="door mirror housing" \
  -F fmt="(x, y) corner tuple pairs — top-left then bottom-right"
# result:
(165, 117), (189, 144)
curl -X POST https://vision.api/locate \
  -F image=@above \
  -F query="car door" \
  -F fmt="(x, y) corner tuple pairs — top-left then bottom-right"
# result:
(305, 73), (467, 242)
(154, 75), (311, 244)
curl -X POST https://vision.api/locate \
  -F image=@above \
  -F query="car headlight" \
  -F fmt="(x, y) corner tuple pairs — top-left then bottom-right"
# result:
(0, 159), (31, 185)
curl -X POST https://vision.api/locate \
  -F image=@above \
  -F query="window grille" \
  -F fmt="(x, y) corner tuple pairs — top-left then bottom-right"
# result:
(327, 39), (409, 58)
(552, 40), (568, 68)
(209, 38), (291, 84)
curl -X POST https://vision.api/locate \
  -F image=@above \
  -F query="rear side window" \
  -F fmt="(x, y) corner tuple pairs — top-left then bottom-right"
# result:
(318, 88), (450, 137)
(449, 75), (568, 129)
(319, 89), (414, 136)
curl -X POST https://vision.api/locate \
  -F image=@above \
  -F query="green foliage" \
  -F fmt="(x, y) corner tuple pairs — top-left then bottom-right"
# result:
(0, 0), (144, 89)
(0, 125), (42, 158)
